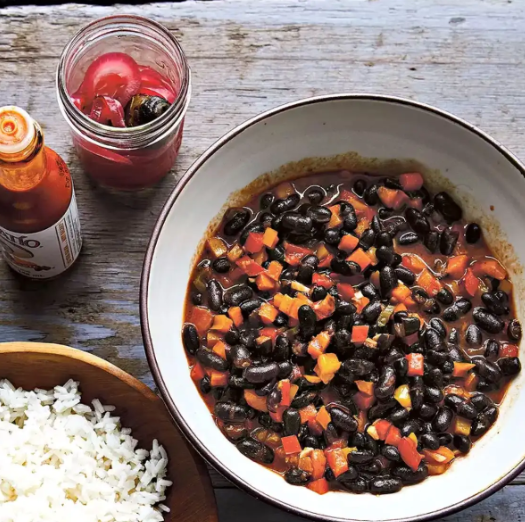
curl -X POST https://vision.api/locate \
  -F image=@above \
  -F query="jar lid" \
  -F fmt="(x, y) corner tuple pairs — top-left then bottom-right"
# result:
(0, 106), (36, 155)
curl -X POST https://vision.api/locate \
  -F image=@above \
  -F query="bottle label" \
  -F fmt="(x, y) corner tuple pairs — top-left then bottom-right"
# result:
(0, 190), (83, 279)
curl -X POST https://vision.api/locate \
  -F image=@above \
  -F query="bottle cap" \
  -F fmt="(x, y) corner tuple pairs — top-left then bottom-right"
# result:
(0, 106), (36, 155)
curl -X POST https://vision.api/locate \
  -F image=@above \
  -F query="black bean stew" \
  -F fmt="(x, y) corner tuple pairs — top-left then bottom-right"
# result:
(182, 171), (522, 495)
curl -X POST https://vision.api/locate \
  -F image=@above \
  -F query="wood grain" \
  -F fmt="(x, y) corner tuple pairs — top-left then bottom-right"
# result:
(2, 0), (525, 519)
(0, 342), (218, 522)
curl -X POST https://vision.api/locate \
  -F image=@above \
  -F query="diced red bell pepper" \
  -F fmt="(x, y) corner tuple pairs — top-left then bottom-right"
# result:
(306, 478), (330, 495)
(260, 326), (278, 343)
(500, 344), (519, 358)
(313, 272), (333, 289)
(325, 447), (349, 477)
(406, 353), (424, 376)
(446, 255), (469, 280)
(352, 295), (370, 314)
(399, 173), (424, 191)
(282, 435), (302, 455)
(279, 379), (292, 407)
(190, 362), (206, 381)
(407, 197), (423, 211)
(351, 324), (369, 344)
(347, 248), (372, 271)
(337, 283), (355, 301)
(318, 253), (334, 268)
(374, 419), (392, 440)
(191, 307), (214, 336)
(377, 186), (400, 209)
(353, 391), (376, 410)
(245, 232), (264, 253)
(464, 268), (480, 297)
(312, 294), (336, 320)
(398, 437), (424, 472)
(269, 405), (286, 423)
(472, 258), (507, 280)
(339, 189), (373, 217)
(385, 425), (402, 447)
(417, 268), (442, 297)
(236, 256), (265, 276)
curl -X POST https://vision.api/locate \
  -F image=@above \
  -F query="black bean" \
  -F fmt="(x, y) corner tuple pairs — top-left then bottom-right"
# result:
(310, 285), (327, 302)
(370, 477), (402, 494)
(398, 232), (420, 245)
(268, 244), (285, 263)
(224, 208), (251, 236)
(342, 476), (368, 493)
(229, 375), (254, 389)
(324, 228), (342, 245)
(212, 257), (231, 274)
(291, 390), (317, 409)
(182, 324), (200, 355)
(427, 319), (445, 340)
(215, 402), (248, 423)
(438, 433), (453, 446)
(277, 361), (293, 380)
(378, 207), (393, 219)
(240, 331), (257, 351)
(196, 348), (229, 372)
(282, 212), (313, 233)
(471, 393), (493, 413)
(306, 186), (325, 204)
(283, 408), (301, 436)
(425, 368), (444, 389)
(338, 467), (359, 485)
(240, 298), (262, 317)
(348, 450), (375, 464)
(498, 357), (522, 377)
(508, 319), (522, 342)
(423, 230), (439, 253)
(363, 184), (379, 206)
(231, 345), (252, 369)
(244, 362), (279, 384)
(444, 394), (465, 411)
(410, 378), (425, 412)
(191, 292), (203, 306)
(237, 437), (274, 464)
(393, 266), (415, 286)
(260, 193), (274, 209)
(359, 229), (376, 251)
(371, 215), (384, 235)
(465, 324), (483, 347)
(199, 375), (212, 394)
(330, 406), (358, 432)
(271, 194), (300, 215)
(393, 357), (408, 378)
(442, 305), (460, 322)
(424, 328), (446, 351)
(362, 301), (382, 324)
(433, 406), (453, 432)
(343, 358), (376, 377)
(405, 208), (430, 235)
(225, 328), (240, 345)
(259, 212), (274, 227)
(477, 378), (497, 393)
(456, 298), (473, 314)
(207, 280), (223, 311)
(448, 328), (460, 345)
(440, 228), (459, 256)
(421, 433), (440, 450)
(454, 435), (472, 454)
(306, 205), (332, 225)
(368, 400), (397, 421)
(472, 356), (503, 383)
(389, 407), (410, 427)
(392, 463), (428, 484)
(434, 192), (463, 222)
(381, 445), (401, 462)
(343, 210), (358, 232)
(273, 313), (288, 328)
(375, 366), (396, 400)
(336, 300), (357, 315)
(481, 292), (509, 316)
(273, 335), (291, 362)
(296, 264), (314, 285)
(353, 179), (367, 196)
(376, 246), (395, 266)
(436, 288), (453, 306)
(380, 265), (398, 299)
(458, 402), (478, 421)
(471, 409), (498, 437)
(465, 223), (481, 244)
(298, 305), (317, 339)
(376, 231), (393, 248)
(255, 379), (277, 397)
(419, 403), (438, 421)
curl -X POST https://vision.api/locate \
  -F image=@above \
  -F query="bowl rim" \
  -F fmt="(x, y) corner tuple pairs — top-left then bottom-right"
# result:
(140, 93), (525, 522)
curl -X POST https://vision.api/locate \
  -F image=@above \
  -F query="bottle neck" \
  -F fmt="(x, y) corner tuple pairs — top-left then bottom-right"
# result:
(0, 127), (47, 193)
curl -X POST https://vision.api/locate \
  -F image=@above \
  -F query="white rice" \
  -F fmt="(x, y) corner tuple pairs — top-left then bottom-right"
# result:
(0, 379), (172, 522)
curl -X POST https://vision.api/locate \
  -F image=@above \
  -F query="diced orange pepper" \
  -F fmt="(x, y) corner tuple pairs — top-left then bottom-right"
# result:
(446, 255), (469, 280)
(279, 379), (292, 407)
(393, 303), (408, 314)
(399, 172), (424, 191)
(252, 248), (268, 266)
(472, 258), (506, 280)
(313, 294), (336, 320)
(299, 404), (318, 424)
(316, 406), (332, 430)
(354, 218), (370, 238)
(337, 283), (355, 301)
(339, 234), (359, 252)
(464, 268), (480, 297)
(255, 272), (276, 292)
(464, 372), (479, 392)
(351, 324), (369, 344)
(318, 253), (334, 268)
(307, 478), (330, 495)
(212, 340), (227, 360)
(299, 453), (314, 473)
(207, 237), (229, 258)
(262, 227), (279, 249)
(327, 205), (343, 228)
(245, 232), (264, 254)
(385, 425), (401, 447)
(191, 307), (214, 336)
(267, 261), (283, 281)
(398, 437), (424, 472)
(377, 186), (400, 209)
(339, 189), (372, 216)
(406, 353), (424, 376)
(314, 353), (341, 384)
(352, 295), (370, 314)
(452, 362), (476, 378)
(260, 326), (279, 343)
(356, 410), (367, 433)
(392, 191), (409, 210)
(304, 375), (322, 384)
(353, 391), (376, 410)
(355, 380), (374, 396)
(427, 463), (448, 476)
(236, 256), (265, 276)
(308, 331), (332, 359)
(190, 362), (206, 381)
(244, 389), (269, 412)
(259, 302), (279, 325)
(423, 446), (455, 465)
(308, 449), (326, 480)
(325, 447), (349, 477)
(227, 306), (243, 328)
(207, 330), (222, 348)
(281, 435), (302, 455)
(392, 284), (412, 304)
(269, 405), (286, 423)
(500, 344), (519, 358)
(209, 370), (229, 387)
(347, 248), (371, 271)
(273, 293), (284, 308)
(278, 294), (295, 315)
(417, 268), (442, 297)
(402, 254), (427, 273)
(211, 314), (233, 333)
(313, 272), (333, 289)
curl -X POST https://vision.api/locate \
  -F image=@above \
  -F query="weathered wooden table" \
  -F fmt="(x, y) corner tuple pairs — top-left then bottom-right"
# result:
(2, 1), (525, 520)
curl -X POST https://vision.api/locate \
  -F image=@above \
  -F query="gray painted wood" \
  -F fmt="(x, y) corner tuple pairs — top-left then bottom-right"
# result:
(2, 0), (525, 519)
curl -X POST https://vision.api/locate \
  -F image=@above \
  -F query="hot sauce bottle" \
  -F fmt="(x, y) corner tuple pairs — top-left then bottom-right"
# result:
(0, 106), (82, 279)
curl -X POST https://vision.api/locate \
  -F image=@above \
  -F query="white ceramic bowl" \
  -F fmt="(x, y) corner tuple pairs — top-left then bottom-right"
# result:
(141, 95), (525, 522)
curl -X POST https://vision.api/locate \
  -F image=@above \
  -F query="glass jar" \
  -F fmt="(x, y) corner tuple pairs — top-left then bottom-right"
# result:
(56, 15), (191, 190)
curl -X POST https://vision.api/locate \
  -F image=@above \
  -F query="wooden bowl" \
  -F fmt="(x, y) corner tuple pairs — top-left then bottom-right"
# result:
(0, 342), (218, 522)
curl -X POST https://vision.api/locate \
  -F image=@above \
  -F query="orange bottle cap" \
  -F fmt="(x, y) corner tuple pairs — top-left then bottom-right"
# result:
(0, 106), (36, 155)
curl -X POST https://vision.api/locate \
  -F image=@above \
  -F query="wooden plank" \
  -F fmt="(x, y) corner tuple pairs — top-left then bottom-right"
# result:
(215, 486), (525, 521)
